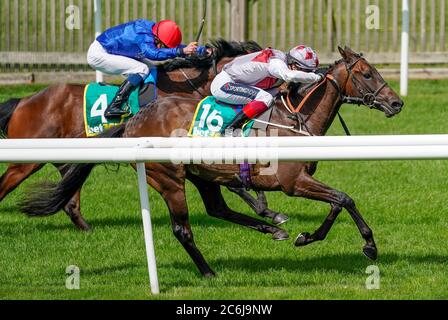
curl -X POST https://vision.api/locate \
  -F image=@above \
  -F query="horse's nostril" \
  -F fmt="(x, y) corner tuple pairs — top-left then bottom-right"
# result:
(392, 101), (404, 109)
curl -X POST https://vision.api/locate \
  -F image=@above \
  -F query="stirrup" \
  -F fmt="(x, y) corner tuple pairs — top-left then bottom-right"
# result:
(104, 106), (129, 119)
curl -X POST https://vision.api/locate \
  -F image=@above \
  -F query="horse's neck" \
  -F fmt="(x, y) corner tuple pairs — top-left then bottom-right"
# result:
(158, 56), (237, 94)
(306, 79), (342, 136)
(157, 67), (213, 97)
(271, 74), (343, 137)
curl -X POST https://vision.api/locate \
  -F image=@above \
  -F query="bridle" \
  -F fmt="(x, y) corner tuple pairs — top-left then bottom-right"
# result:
(338, 55), (388, 108)
(283, 55), (389, 136)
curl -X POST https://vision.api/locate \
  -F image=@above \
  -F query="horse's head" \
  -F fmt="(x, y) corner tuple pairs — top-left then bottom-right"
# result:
(335, 46), (404, 117)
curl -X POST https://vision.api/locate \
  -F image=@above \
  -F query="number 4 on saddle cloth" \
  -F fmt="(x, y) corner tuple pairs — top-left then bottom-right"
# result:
(83, 70), (157, 137)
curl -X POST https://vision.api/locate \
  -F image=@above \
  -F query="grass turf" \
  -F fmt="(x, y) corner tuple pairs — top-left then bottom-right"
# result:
(0, 80), (447, 300)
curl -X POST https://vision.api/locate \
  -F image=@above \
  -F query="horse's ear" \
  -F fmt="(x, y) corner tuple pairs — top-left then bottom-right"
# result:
(344, 46), (357, 55)
(338, 46), (348, 60)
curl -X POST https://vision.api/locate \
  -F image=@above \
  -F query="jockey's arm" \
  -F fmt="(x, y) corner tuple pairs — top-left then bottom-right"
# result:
(268, 58), (322, 84)
(140, 42), (186, 61)
(140, 42), (208, 61)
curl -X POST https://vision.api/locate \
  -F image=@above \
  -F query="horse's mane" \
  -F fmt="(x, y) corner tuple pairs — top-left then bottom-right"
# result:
(157, 38), (263, 72)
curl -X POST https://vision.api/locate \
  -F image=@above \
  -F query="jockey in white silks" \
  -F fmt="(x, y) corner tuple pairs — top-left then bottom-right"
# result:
(210, 45), (323, 133)
(87, 19), (207, 119)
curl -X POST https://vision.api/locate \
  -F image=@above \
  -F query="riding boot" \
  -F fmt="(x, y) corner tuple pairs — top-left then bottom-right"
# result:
(221, 111), (250, 136)
(105, 74), (143, 119)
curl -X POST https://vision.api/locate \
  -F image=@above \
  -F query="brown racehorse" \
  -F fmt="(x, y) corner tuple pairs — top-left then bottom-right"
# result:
(0, 39), (287, 230)
(20, 46), (404, 276)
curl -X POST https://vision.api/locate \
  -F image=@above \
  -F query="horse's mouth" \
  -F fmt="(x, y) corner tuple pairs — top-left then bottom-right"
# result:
(378, 100), (404, 118)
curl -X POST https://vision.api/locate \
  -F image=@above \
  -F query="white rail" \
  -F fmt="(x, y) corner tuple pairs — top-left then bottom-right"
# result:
(1, 145), (448, 163)
(2, 135), (448, 149)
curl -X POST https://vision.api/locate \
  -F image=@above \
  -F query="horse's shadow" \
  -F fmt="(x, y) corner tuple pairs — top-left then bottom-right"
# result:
(84, 209), (324, 228)
(31, 210), (323, 232)
(161, 252), (448, 287)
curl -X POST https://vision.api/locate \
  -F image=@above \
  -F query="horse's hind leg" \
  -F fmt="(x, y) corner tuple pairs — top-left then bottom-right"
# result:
(226, 187), (289, 225)
(0, 163), (44, 201)
(191, 176), (289, 241)
(56, 164), (91, 231)
(286, 172), (377, 260)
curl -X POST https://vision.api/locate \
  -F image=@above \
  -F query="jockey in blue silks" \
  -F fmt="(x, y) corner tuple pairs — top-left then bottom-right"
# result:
(87, 19), (207, 119)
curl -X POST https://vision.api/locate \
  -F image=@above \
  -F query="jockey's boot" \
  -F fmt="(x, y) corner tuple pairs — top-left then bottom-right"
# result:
(221, 111), (250, 136)
(221, 100), (269, 136)
(104, 74), (143, 119)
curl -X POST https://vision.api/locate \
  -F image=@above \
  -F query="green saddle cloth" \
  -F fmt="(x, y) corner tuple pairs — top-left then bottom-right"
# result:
(83, 83), (141, 137)
(188, 96), (254, 137)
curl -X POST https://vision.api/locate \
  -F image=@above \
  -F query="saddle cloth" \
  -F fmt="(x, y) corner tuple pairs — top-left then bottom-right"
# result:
(188, 96), (271, 137)
(83, 69), (157, 137)
(83, 83), (141, 137)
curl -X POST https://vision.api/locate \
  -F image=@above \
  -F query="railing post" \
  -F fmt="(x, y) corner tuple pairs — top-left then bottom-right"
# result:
(230, 0), (248, 41)
(400, 0), (409, 97)
(136, 162), (160, 295)
(94, 0), (103, 82)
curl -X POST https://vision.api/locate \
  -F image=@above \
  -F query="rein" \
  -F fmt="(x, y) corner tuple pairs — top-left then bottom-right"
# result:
(179, 68), (206, 98)
(179, 52), (219, 98)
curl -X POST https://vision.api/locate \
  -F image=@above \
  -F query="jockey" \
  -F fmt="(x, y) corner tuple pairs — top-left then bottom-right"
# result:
(87, 19), (207, 119)
(210, 45), (323, 133)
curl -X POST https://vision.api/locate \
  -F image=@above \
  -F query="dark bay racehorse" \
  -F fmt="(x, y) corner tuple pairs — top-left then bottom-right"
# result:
(21, 47), (404, 276)
(0, 39), (287, 230)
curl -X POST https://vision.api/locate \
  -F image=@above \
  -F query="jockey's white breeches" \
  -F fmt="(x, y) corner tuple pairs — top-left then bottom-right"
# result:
(87, 40), (150, 78)
(210, 71), (275, 107)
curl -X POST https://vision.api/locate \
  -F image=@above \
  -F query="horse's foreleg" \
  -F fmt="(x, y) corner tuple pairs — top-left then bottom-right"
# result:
(143, 164), (215, 277)
(288, 172), (377, 260)
(193, 177), (289, 241)
(165, 189), (215, 277)
(0, 163), (44, 201)
(56, 164), (91, 231)
(226, 187), (289, 225)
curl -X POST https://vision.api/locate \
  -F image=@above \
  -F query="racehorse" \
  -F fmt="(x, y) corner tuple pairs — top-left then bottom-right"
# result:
(20, 46), (404, 276)
(0, 39), (288, 230)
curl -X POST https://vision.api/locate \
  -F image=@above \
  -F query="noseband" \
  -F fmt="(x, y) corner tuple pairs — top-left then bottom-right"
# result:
(339, 56), (388, 108)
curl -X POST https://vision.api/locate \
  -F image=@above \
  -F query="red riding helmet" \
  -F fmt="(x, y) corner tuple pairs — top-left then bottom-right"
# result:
(152, 20), (182, 48)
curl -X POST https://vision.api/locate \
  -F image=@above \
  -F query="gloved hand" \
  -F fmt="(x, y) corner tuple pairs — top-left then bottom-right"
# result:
(196, 45), (213, 57)
(183, 42), (199, 55)
(317, 73), (326, 82)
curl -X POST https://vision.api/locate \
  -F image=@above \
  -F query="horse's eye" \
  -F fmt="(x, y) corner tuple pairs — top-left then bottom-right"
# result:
(363, 73), (372, 80)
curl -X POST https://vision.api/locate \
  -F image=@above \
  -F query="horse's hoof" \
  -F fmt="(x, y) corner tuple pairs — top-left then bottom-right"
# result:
(295, 232), (311, 247)
(272, 213), (289, 226)
(203, 271), (216, 278)
(363, 244), (378, 261)
(78, 223), (92, 232)
(272, 230), (289, 241)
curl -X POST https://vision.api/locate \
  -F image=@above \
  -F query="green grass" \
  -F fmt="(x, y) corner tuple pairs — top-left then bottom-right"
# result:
(0, 80), (448, 300)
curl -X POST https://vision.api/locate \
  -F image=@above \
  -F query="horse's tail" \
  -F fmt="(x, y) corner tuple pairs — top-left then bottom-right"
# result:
(0, 98), (21, 137)
(20, 124), (126, 217)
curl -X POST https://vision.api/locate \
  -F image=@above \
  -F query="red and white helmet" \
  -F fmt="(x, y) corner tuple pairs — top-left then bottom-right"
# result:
(287, 45), (319, 72)
(152, 20), (182, 48)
